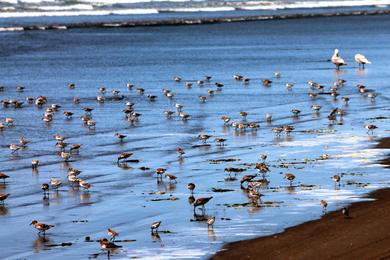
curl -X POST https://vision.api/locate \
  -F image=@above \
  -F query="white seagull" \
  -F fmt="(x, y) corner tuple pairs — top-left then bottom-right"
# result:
(331, 49), (347, 70)
(354, 53), (371, 68)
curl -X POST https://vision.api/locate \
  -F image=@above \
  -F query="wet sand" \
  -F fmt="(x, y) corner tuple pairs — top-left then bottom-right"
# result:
(212, 138), (390, 260)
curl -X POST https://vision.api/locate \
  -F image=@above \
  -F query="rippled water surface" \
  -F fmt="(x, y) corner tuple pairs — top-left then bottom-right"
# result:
(0, 15), (389, 259)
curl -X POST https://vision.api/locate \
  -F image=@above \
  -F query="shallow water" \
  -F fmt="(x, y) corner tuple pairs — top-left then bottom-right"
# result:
(0, 15), (389, 259)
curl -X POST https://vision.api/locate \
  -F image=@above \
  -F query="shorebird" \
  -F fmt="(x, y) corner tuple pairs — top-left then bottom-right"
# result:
(174, 76), (182, 82)
(79, 180), (91, 190)
(199, 96), (207, 103)
(240, 174), (257, 185)
(177, 147), (185, 156)
(9, 144), (21, 154)
(96, 96), (105, 103)
(179, 112), (190, 121)
(320, 200), (328, 213)
(291, 108), (301, 116)
(155, 168), (166, 179)
(70, 144), (81, 152)
(221, 116), (231, 125)
(311, 105), (322, 112)
(260, 153), (267, 162)
(54, 135), (65, 142)
(272, 127), (283, 136)
(115, 133), (127, 142)
(30, 220), (54, 235)
(286, 83), (294, 89)
(332, 175), (341, 187)
(50, 178), (62, 190)
(19, 137), (29, 147)
(99, 238), (122, 249)
(61, 152), (71, 161)
(136, 88), (145, 94)
(83, 107), (94, 114)
(185, 82), (193, 88)
(284, 173), (296, 186)
(194, 197), (213, 213)
(56, 141), (67, 150)
(214, 138), (226, 146)
(147, 95), (157, 102)
(255, 163), (269, 175)
(63, 111), (74, 119)
(197, 80), (204, 86)
(175, 103), (184, 112)
(165, 174), (178, 183)
(164, 109), (174, 118)
(107, 228), (119, 241)
(187, 183), (196, 194)
(233, 74), (243, 81)
(341, 207), (349, 218)
(32, 160), (39, 169)
(117, 152), (133, 163)
(73, 97), (81, 104)
(331, 49), (347, 69)
(283, 125), (294, 135)
(341, 97), (350, 104)
(41, 183), (49, 194)
(215, 82), (224, 88)
(0, 194), (10, 205)
(151, 221), (161, 233)
(365, 124), (378, 135)
(274, 72), (281, 78)
(355, 53), (371, 68)
(86, 120), (96, 129)
(240, 111), (248, 119)
(0, 172), (9, 183)
(207, 217), (215, 229)
(126, 83), (133, 90)
(262, 79), (272, 86)
(265, 113), (272, 122)
(198, 134), (211, 144)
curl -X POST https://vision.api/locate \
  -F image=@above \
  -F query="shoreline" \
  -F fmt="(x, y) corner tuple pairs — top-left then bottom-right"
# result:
(2, 9), (390, 32)
(211, 137), (390, 260)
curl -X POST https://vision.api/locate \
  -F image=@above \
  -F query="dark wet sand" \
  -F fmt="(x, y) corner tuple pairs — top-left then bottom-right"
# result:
(212, 138), (390, 260)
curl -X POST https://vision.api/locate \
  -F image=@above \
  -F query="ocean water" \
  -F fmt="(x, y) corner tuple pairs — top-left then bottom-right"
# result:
(0, 14), (389, 259)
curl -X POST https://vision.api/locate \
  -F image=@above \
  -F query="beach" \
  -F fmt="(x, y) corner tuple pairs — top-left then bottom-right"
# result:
(212, 138), (390, 260)
(0, 13), (389, 259)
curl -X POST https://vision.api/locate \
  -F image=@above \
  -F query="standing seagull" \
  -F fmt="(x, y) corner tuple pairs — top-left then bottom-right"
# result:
(331, 49), (347, 70)
(355, 53), (371, 68)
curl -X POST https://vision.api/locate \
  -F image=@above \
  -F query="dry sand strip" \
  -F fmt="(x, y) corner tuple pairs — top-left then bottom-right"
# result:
(211, 138), (390, 260)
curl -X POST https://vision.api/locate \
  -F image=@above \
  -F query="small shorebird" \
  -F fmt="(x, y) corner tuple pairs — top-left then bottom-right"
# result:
(79, 180), (91, 190)
(155, 168), (166, 179)
(240, 174), (257, 185)
(61, 152), (71, 161)
(272, 127), (283, 135)
(284, 173), (296, 186)
(194, 197), (213, 213)
(0, 172), (9, 183)
(233, 74), (243, 81)
(355, 53), (371, 68)
(175, 103), (184, 112)
(0, 194), (10, 205)
(86, 120), (96, 129)
(107, 228), (119, 241)
(70, 144), (81, 152)
(165, 174), (178, 183)
(63, 111), (74, 119)
(41, 183), (49, 194)
(179, 112), (191, 121)
(19, 137), (29, 146)
(274, 72), (281, 78)
(283, 125), (294, 135)
(68, 83), (75, 89)
(214, 138), (226, 146)
(9, 144), (21, 154)
(174, 76), (182, 82)
(260, 153), (267, 162)
(185, 82), (193, 88)
(265, 113), (272, 122)
(115, 133), (127, 142)
(221, 116), (231, 125)
(187, 183), (196, 194)
(50, 178), (62, 190)
(96, 96), (105, 103)
(99, 238), (122, 249)
(147, 95), (157, 102)
(291, 108), (301, 116)
(164, 109), (174, 118)
(332, 175), (341, 187)
(54, 135), (65, 141)
(199, 96), (207, 103)
(311, 105), (322, 112)
(177, 147), (185, 156)
(341, 97), (350, 104)
(240, 111), (248, 119)
(341, 207), (349, 218)
(117, 152), (133, 163)
(215, 82), (224, 88)
(151, 221), (161, 233)
(286, 83), (294, 89)
(262, 79), (272, 86)
(331, 49), (347, 69)
(198, 134), (211, 144)
(30, 220), (54, 235)
(320, 200), (328, 213)
(365, 124), (378, 135)
(56, 141), (67, 150)
(83, 107), (94, 114)
(207, 217), (215, 229)
(31, 160), (39, 169)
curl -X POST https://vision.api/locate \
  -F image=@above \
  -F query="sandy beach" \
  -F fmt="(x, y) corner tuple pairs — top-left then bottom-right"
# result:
(212, 137), (390, 260)
(0, 12), (389, 259)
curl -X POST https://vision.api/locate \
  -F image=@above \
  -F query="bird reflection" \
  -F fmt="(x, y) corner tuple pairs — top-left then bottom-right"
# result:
(0, 205), (9, 216)
(80, 192), (91, 204)
(151, 232), (164, 247)
(188, 195), (195, 205)
(42, 194), (50, 207)
(208, 229), (217, 240)
(32, 235), (51, 253)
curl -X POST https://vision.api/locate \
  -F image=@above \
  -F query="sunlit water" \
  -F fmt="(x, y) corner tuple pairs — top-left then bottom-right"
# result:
(0, 15), (389, 259)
